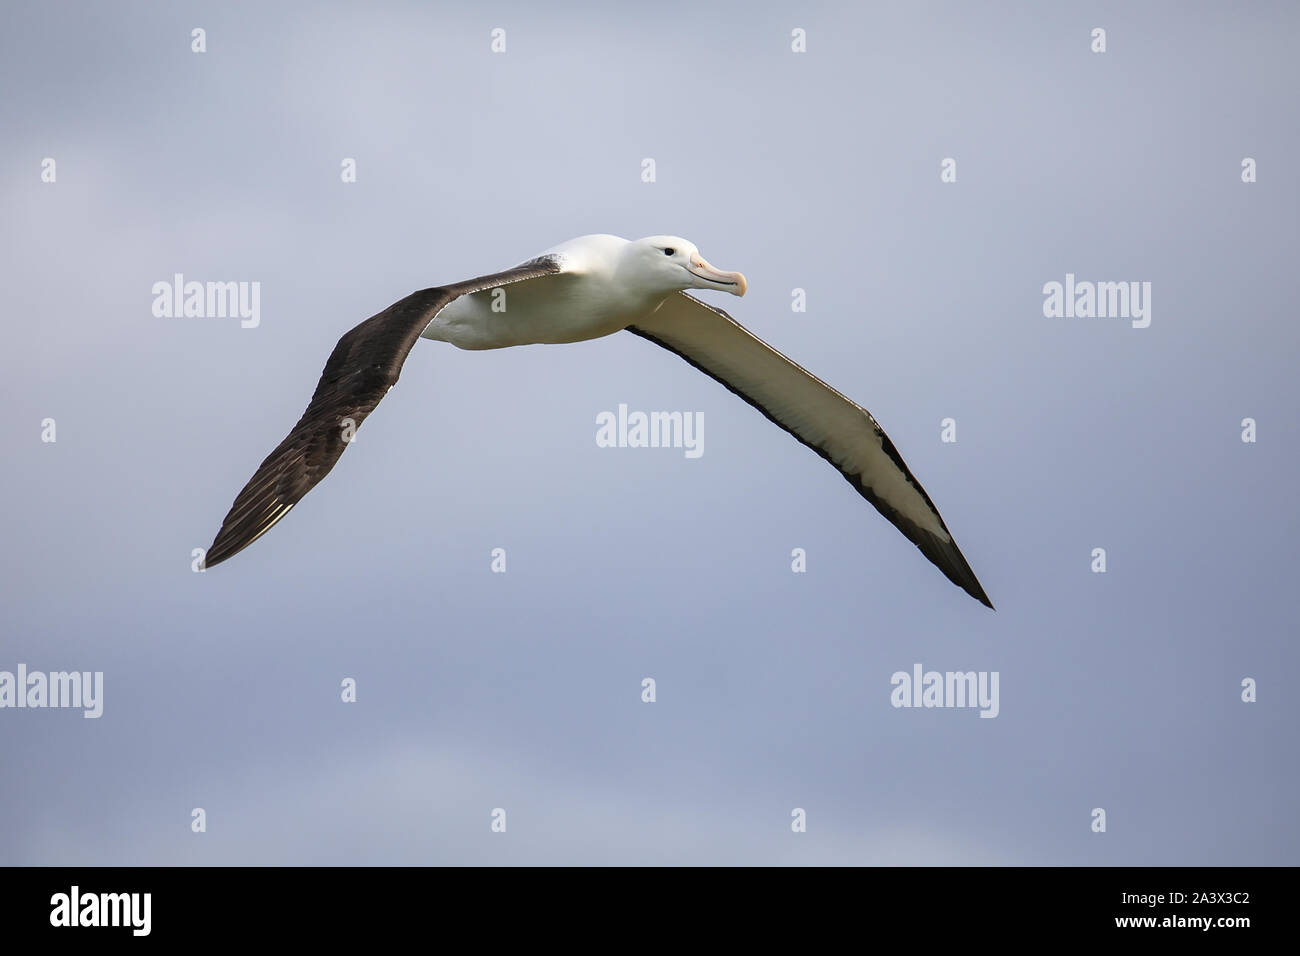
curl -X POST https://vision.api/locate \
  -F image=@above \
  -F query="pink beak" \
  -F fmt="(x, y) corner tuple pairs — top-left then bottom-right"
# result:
(687, 252), (747, 296)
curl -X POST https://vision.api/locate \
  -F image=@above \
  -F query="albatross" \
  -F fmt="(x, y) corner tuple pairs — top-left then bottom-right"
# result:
(204, 234), (993, 607)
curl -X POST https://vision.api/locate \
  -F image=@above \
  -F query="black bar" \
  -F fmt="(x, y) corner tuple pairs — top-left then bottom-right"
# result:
(0, 866), (1277, 941)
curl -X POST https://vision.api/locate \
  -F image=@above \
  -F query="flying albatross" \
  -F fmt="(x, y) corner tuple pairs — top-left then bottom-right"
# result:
(204, 234), (993, 607)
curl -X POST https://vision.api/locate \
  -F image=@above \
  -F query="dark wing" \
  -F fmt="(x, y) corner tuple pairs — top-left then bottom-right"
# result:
(628, 292), (993, 608)
(203, 256), (563, 568)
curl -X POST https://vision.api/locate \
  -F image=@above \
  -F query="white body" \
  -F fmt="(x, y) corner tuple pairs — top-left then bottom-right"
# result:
(420, 236), (634, 349)
(420, 234), (739, 350)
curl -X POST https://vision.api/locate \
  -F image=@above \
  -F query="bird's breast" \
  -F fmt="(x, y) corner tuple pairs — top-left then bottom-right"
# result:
(421, 274), (658, 350)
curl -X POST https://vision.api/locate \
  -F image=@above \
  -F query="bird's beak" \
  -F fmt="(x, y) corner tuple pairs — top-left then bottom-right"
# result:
(687, 253), (747, 297)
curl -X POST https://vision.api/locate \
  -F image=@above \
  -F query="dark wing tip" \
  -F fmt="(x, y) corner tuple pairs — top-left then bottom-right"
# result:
(203, 500), (297, 570)
(861, 425), (993, 609)
(852, 480), (993, 609)
(915, 529), (994, 609)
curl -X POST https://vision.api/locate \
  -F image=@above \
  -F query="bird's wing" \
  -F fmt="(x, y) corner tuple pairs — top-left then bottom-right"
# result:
(203, 256), (564, 568)
(627, 292), (993, 608)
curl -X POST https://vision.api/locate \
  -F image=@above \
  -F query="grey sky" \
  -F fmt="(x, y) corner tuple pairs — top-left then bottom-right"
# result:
(1, 1), (1296, 864)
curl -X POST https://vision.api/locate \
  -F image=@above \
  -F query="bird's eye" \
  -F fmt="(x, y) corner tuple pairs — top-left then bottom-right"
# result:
(663, 247), (675, 256)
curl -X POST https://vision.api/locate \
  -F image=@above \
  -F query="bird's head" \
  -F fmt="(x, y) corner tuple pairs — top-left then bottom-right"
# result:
(624, 236), (747, 299)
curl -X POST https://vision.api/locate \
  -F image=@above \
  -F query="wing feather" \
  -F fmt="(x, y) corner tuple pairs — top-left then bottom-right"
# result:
(203, 257), (563, 567)
(628, 292), (993, 608)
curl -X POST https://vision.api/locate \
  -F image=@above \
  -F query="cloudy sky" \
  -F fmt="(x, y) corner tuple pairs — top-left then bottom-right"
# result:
(1, 0), (1296, 865)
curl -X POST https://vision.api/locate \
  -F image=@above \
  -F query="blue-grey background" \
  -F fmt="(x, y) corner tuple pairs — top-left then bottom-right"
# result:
(1, 0), (1296, 865)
